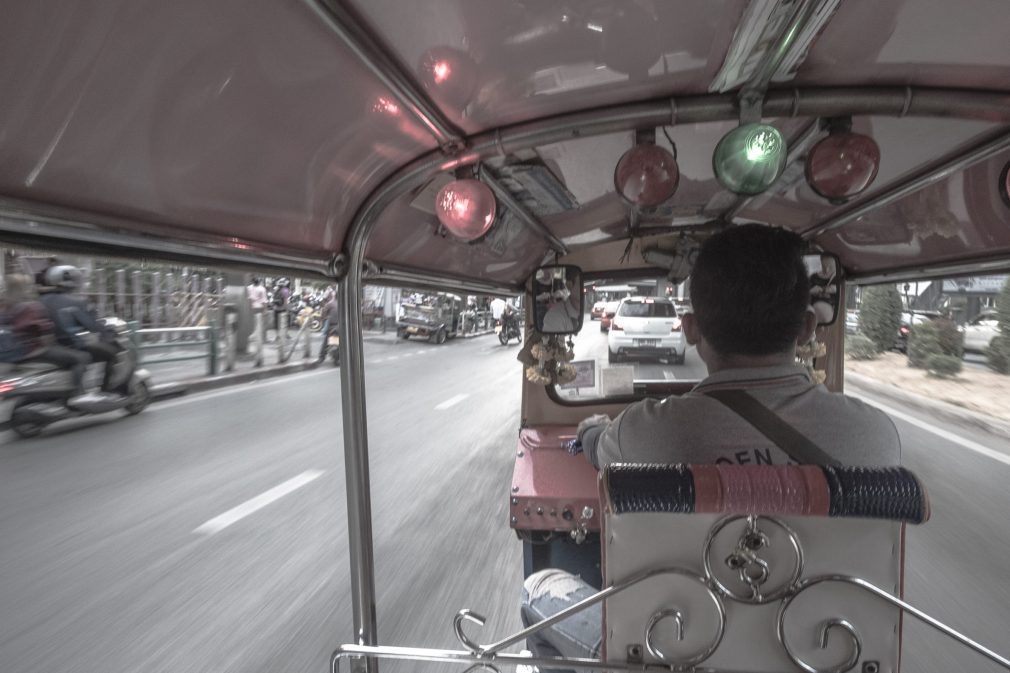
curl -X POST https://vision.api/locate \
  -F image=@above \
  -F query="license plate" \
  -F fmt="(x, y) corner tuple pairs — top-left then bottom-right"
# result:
(494, 325), (502, 334)
(634, 339), (659, 347)
(328, 336), (340, 346)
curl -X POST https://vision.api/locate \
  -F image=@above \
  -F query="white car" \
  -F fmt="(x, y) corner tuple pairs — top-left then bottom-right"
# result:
(607, 297), (686, 364)
(963, 311), (1000, 353)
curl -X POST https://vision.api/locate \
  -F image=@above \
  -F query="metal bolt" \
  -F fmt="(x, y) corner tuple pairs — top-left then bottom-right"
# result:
(582, 506), (594, 520)
(523, 508), (530, 516)
(517, 450), (524, 458)
(510, 516), (518, 525)
(512, 485), (519, 493)
(537, 507), (544, 515)
(511, 497), (518, 506)
(862, 663), (879, 673)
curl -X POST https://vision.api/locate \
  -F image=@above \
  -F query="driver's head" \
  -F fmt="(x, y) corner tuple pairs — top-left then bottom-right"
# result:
(688, 224), (810, 356)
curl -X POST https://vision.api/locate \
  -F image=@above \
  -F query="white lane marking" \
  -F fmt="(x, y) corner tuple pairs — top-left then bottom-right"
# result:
(435, 393), (469, 410)
(852, 394), (1010, 468)
(194, 469), (325, 535)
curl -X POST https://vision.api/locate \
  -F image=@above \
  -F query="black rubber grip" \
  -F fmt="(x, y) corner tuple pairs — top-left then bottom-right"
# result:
(607, 464), (695, 514)
(821, 466), (928, 524)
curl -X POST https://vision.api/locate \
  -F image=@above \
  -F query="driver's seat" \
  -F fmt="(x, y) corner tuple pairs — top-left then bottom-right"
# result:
(600, 463), (929, 673)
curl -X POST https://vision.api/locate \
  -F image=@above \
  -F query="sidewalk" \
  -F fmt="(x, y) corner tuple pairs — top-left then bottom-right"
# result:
(845, 352), (1010, 441)
(141, 327), (423, 398)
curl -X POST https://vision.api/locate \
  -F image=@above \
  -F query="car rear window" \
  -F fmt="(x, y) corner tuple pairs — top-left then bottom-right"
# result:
(617, 301), (676, 318)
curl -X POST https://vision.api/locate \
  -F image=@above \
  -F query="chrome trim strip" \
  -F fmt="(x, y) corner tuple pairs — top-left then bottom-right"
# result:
(741, 1), (824, 98)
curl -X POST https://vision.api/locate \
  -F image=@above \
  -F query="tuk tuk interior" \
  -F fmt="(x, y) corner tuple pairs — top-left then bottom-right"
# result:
(3, 1), (1010, 671)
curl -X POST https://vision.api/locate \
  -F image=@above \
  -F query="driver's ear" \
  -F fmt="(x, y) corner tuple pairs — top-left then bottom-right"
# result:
(797, 308), (817, 346)
(682, 312), (700, 346)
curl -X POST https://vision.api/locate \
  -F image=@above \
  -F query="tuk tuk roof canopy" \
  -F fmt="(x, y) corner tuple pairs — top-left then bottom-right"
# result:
(2, 0), (1010, 288)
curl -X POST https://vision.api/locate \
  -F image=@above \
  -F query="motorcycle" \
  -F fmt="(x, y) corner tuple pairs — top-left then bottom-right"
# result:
(496, 311), (522, 345)
(0, 319), (152, 438)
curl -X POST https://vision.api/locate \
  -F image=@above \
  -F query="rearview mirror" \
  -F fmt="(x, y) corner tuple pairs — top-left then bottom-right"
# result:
(805, 253), (842, 326)
(532, 265), (584, 334)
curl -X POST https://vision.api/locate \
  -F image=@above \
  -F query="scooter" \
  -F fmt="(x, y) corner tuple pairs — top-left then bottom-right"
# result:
(1, 319), (152, 438)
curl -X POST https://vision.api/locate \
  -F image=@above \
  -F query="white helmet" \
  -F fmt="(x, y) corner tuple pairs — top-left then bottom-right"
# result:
(44, 265), (83, 290)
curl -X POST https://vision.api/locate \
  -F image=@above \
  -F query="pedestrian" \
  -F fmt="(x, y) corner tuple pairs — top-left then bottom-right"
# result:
(271, 278), (291, 339)
(318, 290), (340, 363)
(246, 277), (268, 350)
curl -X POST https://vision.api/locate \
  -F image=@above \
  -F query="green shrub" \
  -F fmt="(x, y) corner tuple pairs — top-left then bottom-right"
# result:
(907, 322), (940, 368)
(858, 285), (902, 353)
(988, 278), (1010, 374)
(845, 334), (879, 360)
(908, 318), (964, 368)
(986, 335), (1010, 374)
(925, 353), (962, 378)
(932, 318), (964, 359)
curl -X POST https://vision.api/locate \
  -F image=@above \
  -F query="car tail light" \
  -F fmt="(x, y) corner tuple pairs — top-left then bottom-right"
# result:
(900, 326), (910, 335)
(671, 318), (682, 332)
(611, 321), (623, 331)
(0, 381), (16, 395)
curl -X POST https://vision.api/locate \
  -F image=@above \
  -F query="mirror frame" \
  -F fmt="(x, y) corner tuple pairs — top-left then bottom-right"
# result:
(531, 264), (585, 335)
(806, 252), (843, 327)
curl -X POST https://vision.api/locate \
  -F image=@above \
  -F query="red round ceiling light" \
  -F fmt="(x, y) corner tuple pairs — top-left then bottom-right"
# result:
(805, 130), (881, 203)
(435, 179), (496, 241)
(614, 143), (680, 207)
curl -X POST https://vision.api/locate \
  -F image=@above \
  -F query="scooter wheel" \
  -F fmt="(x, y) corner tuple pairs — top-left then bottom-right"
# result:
(125, 381), (151, 415)
(10, 401), (44, 438)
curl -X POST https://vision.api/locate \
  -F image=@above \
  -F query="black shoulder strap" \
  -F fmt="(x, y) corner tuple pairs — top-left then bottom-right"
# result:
(703, 388), (841, 467)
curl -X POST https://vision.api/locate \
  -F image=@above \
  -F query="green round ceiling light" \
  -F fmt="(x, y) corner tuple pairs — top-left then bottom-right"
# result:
(713, 123), (787, 195)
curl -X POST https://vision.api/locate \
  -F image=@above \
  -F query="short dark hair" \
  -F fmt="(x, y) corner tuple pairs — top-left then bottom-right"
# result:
(690, 224), (810, 356)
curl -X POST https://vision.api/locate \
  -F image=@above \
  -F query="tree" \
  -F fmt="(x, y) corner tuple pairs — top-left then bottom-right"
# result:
(858, 285), (902, 353)
(986, 277), (1010, 374)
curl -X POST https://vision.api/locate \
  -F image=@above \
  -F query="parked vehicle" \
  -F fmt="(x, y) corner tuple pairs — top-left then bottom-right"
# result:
(396, 294), (462, 344)
(0, 319), (152, 437)
(894, 311), (943, 353)
(962, 311), (1000, 353)
(598, 300), (621, 333)
(607, 297), (686, 364)
(590, 301), (606, 321)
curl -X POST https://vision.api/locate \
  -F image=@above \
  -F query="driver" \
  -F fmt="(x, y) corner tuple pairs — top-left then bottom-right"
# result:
(521, 224), (901, 668)
(39, 266), (120, 394)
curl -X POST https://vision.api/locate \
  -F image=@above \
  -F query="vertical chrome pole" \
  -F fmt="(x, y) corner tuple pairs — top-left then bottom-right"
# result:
(337, 272), (378, 673)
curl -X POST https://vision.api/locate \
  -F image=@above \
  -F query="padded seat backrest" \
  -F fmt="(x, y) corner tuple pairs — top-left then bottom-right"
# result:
(601, 464), (929, 673)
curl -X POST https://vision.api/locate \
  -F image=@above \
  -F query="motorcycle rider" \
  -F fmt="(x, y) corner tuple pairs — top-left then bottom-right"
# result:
(1, 274), (90, 395)
(39, 266), (120, 395)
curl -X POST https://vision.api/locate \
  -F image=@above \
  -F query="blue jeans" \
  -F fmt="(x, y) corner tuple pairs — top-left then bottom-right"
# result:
(520, 569), (601, 672)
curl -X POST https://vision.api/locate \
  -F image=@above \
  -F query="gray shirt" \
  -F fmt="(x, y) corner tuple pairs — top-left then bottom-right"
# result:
(582, 364), (901, 469)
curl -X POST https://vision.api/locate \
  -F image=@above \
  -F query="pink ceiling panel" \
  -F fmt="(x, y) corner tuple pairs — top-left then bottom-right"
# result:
(348, 0), (749, 135)
(794, 0), (1010, 91)
(0, 0), (437, 255)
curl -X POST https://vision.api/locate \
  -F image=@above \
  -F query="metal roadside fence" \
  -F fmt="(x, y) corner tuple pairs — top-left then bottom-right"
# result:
(128, 324), (220, 376)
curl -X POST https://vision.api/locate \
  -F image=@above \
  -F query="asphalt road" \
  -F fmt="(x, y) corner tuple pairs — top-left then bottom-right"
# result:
(2, 330), (1009, 673)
